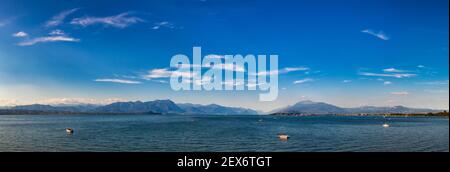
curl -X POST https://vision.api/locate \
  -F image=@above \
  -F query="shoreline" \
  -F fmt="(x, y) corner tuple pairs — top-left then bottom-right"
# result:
(270, 112), (449, 118)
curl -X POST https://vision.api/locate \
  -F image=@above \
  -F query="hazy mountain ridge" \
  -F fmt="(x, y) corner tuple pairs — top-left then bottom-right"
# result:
(4, 99), (443, 116)
(94, 100), (184, 114)
(13, 104), (99, 112)
(271, 100), (346, 114)
(7, 100), (260, 115)
(272, 100), (441, 115)
(177, 103), (259, 115)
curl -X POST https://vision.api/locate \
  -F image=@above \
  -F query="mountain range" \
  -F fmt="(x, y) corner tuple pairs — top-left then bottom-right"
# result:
(7, 100), (260, 115)
(271, 100), (441, 115)
(1, 99), (442, 115)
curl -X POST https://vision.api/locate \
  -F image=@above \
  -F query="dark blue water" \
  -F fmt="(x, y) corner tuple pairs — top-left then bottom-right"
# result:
(0, 115), (448, 152)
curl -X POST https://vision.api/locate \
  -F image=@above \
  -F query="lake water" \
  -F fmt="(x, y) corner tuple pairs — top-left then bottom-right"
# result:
(0, 115), (448, 152)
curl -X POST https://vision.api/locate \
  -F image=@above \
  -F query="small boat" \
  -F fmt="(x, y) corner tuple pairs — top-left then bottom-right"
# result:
(66, 128), (74, 134)
(382, 124), (390, 128)
(278, 133), (290, 140)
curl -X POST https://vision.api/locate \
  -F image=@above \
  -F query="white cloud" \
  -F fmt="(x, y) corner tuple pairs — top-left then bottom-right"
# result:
(0, 17), (14, 27)
(362, 29), (390, 40)
(359, 72), (416, 78)
(205, 54), (225, 59)
(284, 67), (310, 72)
(71, 12), (144, 28)
(142, 68), (196, 80)
(390, 91), (409, 96)
(252, 70), (279, 76)
(94, 78), (141, 84)
(383, 81), (392, 85)
(49, 29), (65, 35)
(12, 31), (28, 37)
(221, 79), (245, 87)
(417, 65), (425, 68)
(143, 68), (172, 79)
(18, 35), (80, 46)
(152, 21), (175, 30)
(247, 82), (268, 88)
(177, 63), (245, 72)
(206, 63), (246, 72)
(45, 8), (79, 27)
(342, 80), (352, 83)
(293, 78), (314, 84)
(151, 80), (168, 84)
(177, 64), (203, 68)
(383, 68), (407, 73)
(252, 67), (309, 76)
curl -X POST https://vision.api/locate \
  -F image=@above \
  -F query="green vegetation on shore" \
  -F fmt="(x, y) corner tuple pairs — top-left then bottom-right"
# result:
(383, 111), (449, 117)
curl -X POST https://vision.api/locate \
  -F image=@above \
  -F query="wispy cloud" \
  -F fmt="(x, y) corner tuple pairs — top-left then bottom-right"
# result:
(205, 55), (225, 59)
(177, 63), (245, 72)
(383, 81), (392, 85)
(0, 17), (14, 27)
(222, 80), (245, 87)
(247, 82), (268, 89)
(362, 29), (389, 40)
(359, 72), (416, 78)
(71, 12), (144, 28)
(143, 68), (173, 79)
(94, 78), (141, 84)
(206, 63), (245, 72)
(49, 29), (65, 35)
(142, 68), (197, 80)
(252, 67), (309, 76)
(284, 67), (310, 72)
(390, 91), (409, 96)
(12, 31), (28, 37)
(45, 8), (79, 27)
(152, 21), (175, 30)
(293, 78), (314, 84)
(342, 80), (352, 83)
(383, 68), (407, 73)
(18, 35), (80, 46)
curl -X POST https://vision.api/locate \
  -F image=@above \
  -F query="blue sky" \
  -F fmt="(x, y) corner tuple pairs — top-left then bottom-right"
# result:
(0, 0), (448, 111)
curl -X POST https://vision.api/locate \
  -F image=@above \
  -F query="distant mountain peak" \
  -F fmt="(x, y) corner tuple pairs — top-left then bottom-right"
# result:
(273, 100), (439, 115)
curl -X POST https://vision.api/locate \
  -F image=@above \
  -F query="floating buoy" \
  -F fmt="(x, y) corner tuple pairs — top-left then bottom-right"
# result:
(382, 124), (390, 128)
(66, 128), (74, 134)
(278, 133), (289, 141)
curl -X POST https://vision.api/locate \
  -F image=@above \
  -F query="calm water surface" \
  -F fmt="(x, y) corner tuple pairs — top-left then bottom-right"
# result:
(0, 115), (448, 152)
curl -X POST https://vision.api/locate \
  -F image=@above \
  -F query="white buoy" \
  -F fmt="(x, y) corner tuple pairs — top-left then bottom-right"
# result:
(382, 124), (390, 128)
(66, 128), (74, 134)
(278, 133), (290, 141)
